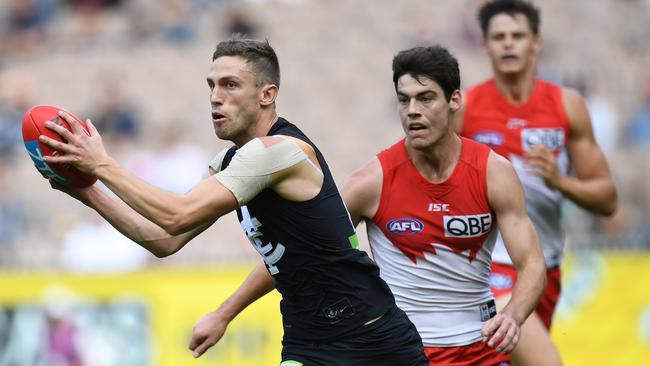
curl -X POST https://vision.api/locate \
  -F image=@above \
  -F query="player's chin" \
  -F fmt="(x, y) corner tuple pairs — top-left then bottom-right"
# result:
(405, 136), (433, 150)
(497, 64), (525, 75)
(214, 126), (229, 140)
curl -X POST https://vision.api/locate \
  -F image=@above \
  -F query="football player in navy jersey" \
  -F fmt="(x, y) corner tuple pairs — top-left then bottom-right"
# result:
(40, 37), (427, 365)
(183, 45), (547, 366)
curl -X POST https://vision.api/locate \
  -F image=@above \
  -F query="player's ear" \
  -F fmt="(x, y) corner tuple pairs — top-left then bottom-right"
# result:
(259, 84), (278, 107)
(480, 35), (487, 54)
(449, 89), (462, 112)
(532, 35), (542, 57)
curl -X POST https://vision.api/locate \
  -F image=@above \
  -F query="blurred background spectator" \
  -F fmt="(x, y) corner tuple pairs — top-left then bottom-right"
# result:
(59, 211), (151, 273)
(0, 1), (648, 365)
(625, 77), (650, 147)
(87, 73), (140, 142)
(0, 0), (645, 264)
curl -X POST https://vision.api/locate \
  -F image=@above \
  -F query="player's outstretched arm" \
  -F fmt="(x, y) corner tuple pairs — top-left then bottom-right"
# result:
(526, 89), (617, 216)
(482, 152), (546, 354)
(340, 158), (382, 227)
(40, 111), (241, 235)
(53, 183), (214, 257)
(189, 262), (276, 358)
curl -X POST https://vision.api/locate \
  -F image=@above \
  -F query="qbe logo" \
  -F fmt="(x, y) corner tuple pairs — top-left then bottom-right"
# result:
(521, 128), (565, 151)
(444, 214), (492, 238)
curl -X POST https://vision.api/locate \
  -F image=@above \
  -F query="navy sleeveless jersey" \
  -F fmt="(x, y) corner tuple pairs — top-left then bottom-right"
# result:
(221, 118), (394, 341)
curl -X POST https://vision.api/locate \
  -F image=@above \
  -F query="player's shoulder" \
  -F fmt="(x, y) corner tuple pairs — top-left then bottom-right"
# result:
(486, 150), (515, 178)
(560, 86), (586, 105)
(237, 135), (311, 155)
(486, 150), (522, 202)
(261, 134), (317, 156)
(487, 149), (510, 166)
(257, 135), (287, 146)
(341, 157), (382, 222)
(347, 157), (382, 189)
(559, 86), (591, 131)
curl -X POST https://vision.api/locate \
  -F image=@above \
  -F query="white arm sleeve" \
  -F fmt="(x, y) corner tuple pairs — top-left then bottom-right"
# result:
(215, 138), (309, 205)
(208, 147), (231, 175)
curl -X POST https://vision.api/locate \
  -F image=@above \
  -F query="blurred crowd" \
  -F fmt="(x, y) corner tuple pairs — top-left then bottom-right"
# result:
(1, 0), (649, 271)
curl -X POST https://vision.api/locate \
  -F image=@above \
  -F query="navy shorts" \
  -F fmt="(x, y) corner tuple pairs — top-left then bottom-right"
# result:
(280, 306), (427, 366)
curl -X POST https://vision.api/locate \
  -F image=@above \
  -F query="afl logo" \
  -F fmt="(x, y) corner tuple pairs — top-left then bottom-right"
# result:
(473, 132), (504, 146)
(387, 218), (424, 236)
(444, 214), (492, 238)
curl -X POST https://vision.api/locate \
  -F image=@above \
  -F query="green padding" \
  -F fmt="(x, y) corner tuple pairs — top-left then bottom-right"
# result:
(348, 233), (359, 249)
(280, 361), (304, 366)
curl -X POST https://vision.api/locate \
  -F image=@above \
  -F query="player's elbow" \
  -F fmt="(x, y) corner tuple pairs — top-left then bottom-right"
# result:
(597, 188), (618, 217)
(161, 213), (194, 236)
(164, 222), (190, 237)
(601, 203), (617, 217)
(151, 246), (180, 258)
(603, 193), (618, 217)
(145, 238), (186, 258)
(151, 247), (173, 258)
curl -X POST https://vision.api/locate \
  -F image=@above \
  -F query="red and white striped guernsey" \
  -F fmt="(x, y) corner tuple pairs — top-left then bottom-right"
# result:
(367, 137), (498, 346)
(461, 78), (571, 269)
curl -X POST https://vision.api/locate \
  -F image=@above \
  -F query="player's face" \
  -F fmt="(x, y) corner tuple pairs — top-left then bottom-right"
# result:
(483, 13), (540, 76)
(396, 74), (460, 150)
(207, 56), (263, 145)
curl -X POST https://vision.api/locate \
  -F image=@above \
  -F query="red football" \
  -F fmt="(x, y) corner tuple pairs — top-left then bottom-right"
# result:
(22, 105), (97, 188)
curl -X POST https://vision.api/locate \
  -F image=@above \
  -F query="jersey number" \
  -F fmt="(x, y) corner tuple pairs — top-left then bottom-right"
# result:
(240, 206), (285, 275)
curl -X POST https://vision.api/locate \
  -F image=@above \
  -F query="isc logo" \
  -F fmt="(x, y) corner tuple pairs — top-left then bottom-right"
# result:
(428, 203), (450, 212)
(387, 218), (424, 236)
(444, 214), (492, 238)
(521, 128), (565, 151)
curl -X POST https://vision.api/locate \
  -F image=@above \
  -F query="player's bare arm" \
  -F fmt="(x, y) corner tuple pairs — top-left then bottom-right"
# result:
(56, 183), (215, 257)
(340, 157), (382, 227)
(482, 151), (546, 354)
(189, 262), (275, 358)
(526, 88), (617, 216)
(40, 113), (323, 235)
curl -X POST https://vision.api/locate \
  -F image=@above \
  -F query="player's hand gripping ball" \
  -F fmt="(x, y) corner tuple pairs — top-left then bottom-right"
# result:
(22, 105), (97, 187)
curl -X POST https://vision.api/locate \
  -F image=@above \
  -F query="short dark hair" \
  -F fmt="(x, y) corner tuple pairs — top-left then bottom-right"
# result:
(478, 0), (540, 37)
(392, 46), (460, 102)
(212, 36), (281, 87)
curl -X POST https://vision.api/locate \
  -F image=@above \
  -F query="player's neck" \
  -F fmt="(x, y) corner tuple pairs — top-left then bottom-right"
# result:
(407, 133), (461, 184)
(234, 111), (279, 147)
(494, 69), (536, 106)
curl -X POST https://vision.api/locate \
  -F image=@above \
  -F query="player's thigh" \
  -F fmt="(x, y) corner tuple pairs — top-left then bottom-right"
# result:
(510, 310), (562, 366)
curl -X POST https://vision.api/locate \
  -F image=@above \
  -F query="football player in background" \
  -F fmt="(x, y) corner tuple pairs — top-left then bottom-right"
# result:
(456, 1), (618, 364)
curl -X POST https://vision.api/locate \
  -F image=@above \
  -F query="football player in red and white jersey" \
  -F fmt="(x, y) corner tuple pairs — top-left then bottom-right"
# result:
(455, 1), (618, 365)
(342, 45), (546, 365)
